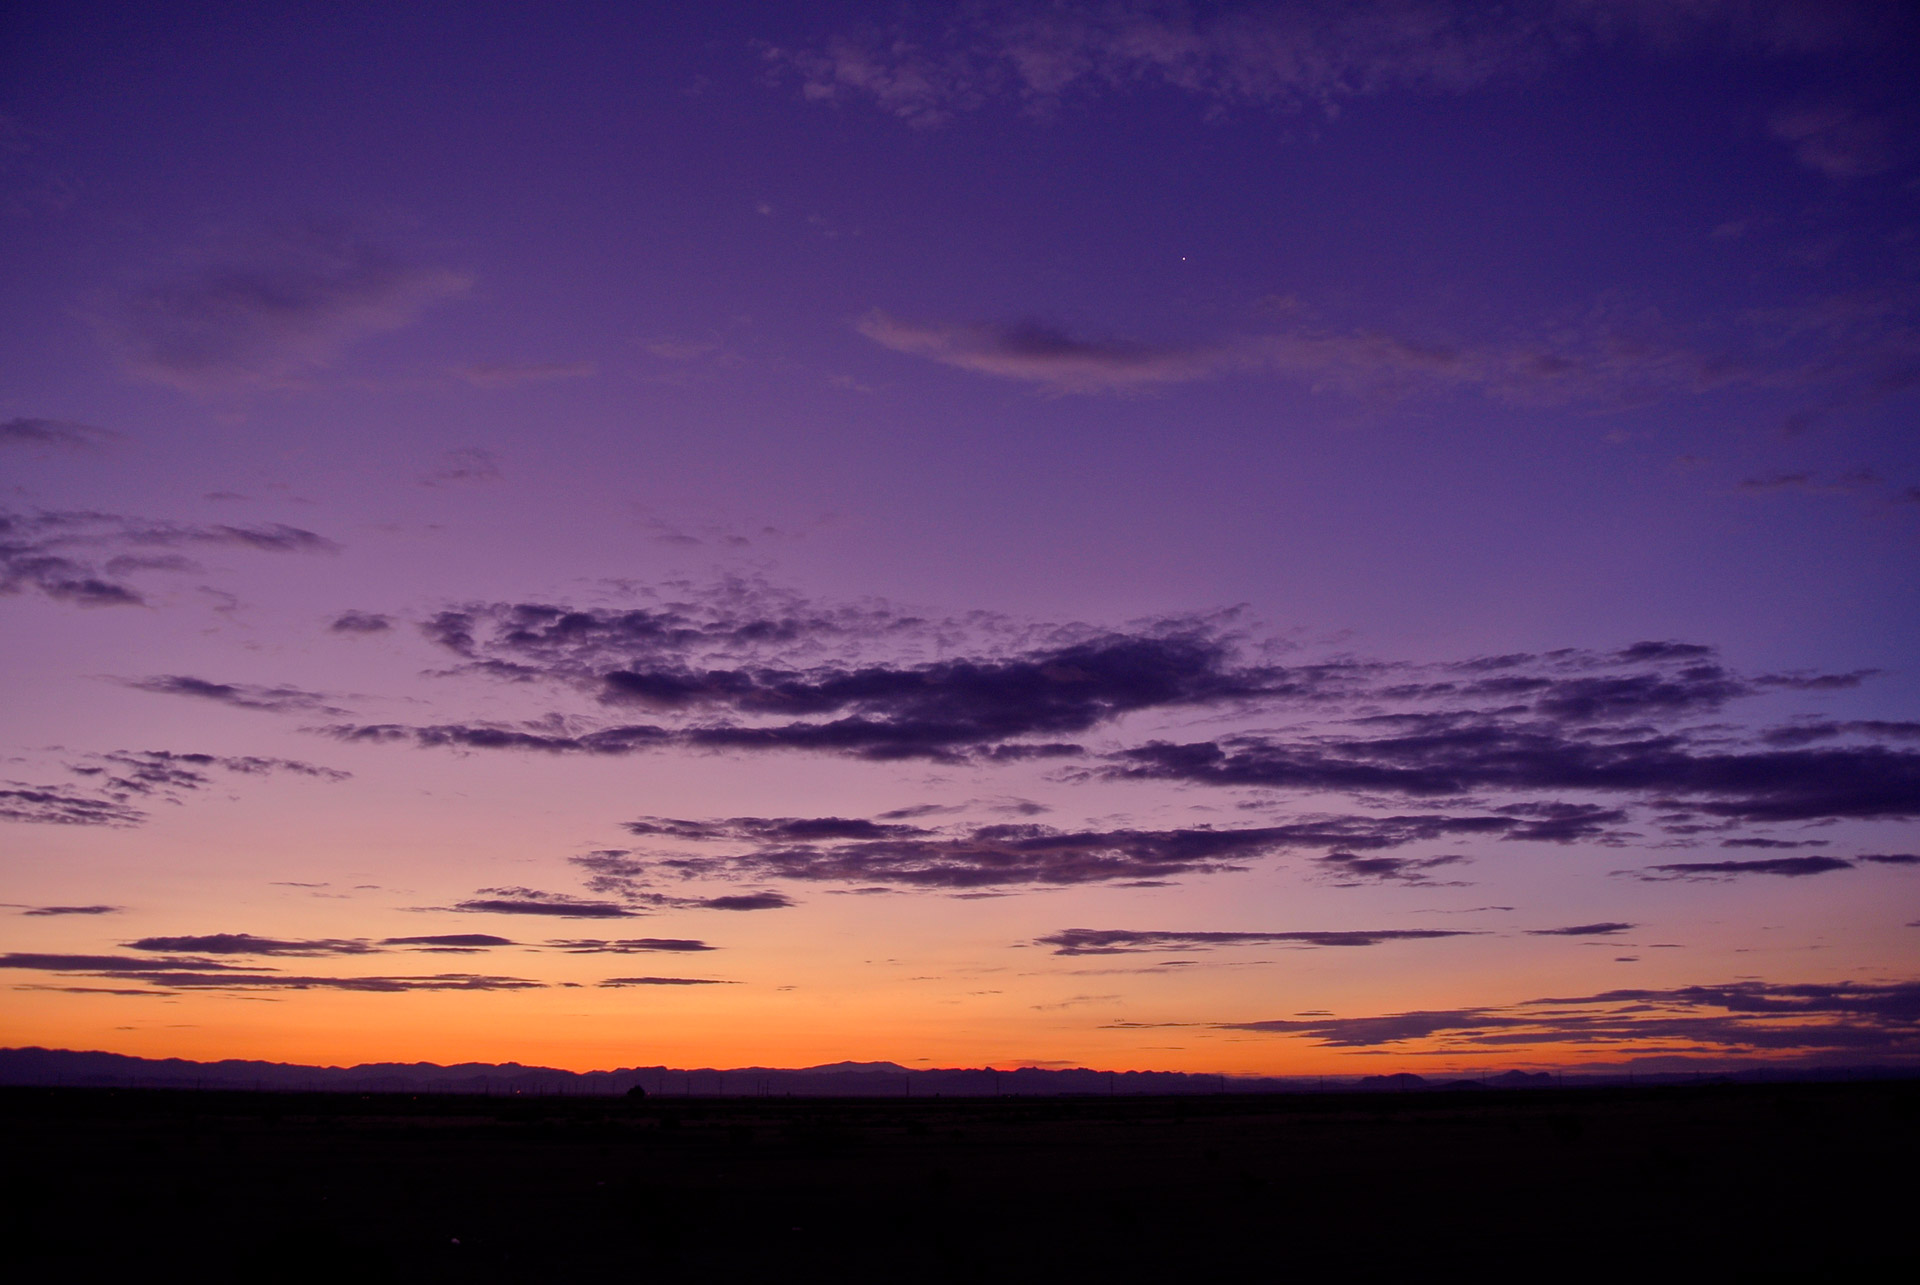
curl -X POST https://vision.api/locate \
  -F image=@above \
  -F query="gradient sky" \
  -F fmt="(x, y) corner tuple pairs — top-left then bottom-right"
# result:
(4, 0), (1919, 1076)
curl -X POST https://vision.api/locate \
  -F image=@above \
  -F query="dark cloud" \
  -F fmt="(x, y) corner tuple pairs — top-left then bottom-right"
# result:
(1721, 837), (1829, 848)
(691, 893), (793, 911)
(1625, 856), (1856, 881)
(597, 976), (734, 987)
(17, 904), (122, 916)
(0, 952), (252, 973)
(124, 675), (348, 716)
(124, 972), (544, 992)
(587, 816), (1517, 891)
(581, 800), (1674, 893)
(1861, 853), (1920, 866)
(379, 934), (516, 949)
(330, 610), (392, 634)
(0, 951), (542, 992)
(450, 888), (639, 919)
(546, 938), (716, 953)
(97, 223), (470, 393)
(126, 933), (376, 957)
(1310, 851), (1469, 886)
(1111, 727), (1920, 824)
(1, 508), (336, 607)
(1525, 923), (1636, 937)
(0, 784), (147, 827)
(330, 595), (1341, 762)
(1036, 927), (1477, 956)
(0, 417), (115, 449)
(1145, 978), (1920, 1055)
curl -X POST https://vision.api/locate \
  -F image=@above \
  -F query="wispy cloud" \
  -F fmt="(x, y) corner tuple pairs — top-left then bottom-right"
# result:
(1035, 927), (1477, 955)
(123, 675), (350, 716)
(0, 417), (116, 450)
(97, 223), (470, 394)
(454, 361), (596, 388)
(1121, 977), (1920, 1058)
(770, 1), (1886, 127)
(1, 508), (338, 608)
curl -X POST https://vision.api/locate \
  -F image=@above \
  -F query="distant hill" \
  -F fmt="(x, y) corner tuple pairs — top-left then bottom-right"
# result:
(2, 1048), (1902, 1096)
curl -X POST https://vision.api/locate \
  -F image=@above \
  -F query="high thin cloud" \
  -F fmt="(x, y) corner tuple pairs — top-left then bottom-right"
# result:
(0, 951), (543, 993)
(857, 303), (1763, 403)
(1035, 927), (1477, 955)
(546, 938), (717, 953)
(772, 1), (1890, 127)
(1, 508), (337, 608)
(455, 361), (596, 388)
(14, 904), (121, 916)
(597, 976), (734, 987)
(97, 224), (471, 394)
(1125, 977), (1920, 1059)
(124, 675), (350, 716)
(0, 417), (116, 450)
(1525, 922), (1636, 936)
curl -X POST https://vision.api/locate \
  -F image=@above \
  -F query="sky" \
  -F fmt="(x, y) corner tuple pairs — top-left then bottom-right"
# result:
(3, 0), (1919, 1077)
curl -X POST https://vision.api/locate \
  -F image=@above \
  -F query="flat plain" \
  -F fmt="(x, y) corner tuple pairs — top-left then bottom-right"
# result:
(5, 1081), (1912, 1278)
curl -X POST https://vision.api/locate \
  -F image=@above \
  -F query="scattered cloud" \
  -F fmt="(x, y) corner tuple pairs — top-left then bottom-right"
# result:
(13, 904), (122, 916)
(97, 223), (471, 394)
(0, 783), (147, 827)
(1, 950), (545, 993)
(1035, 927), (1477, 955)
(589, 814), (1530, 891)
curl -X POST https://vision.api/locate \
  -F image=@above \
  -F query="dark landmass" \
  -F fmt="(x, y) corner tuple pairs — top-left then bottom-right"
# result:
(3, 1046), (1908, 1096)
(4, 1080), (1912, 1277)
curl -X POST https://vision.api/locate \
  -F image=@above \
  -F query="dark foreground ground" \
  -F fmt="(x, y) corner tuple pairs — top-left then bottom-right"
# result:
(5, 1080), (1914, 1280)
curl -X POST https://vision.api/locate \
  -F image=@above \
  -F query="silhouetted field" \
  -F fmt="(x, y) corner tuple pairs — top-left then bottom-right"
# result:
(6, 1081), (1911, 1278)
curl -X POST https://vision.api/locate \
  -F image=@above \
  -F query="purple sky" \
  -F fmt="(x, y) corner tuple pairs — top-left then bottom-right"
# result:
(3, 1), (1918, 1074)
